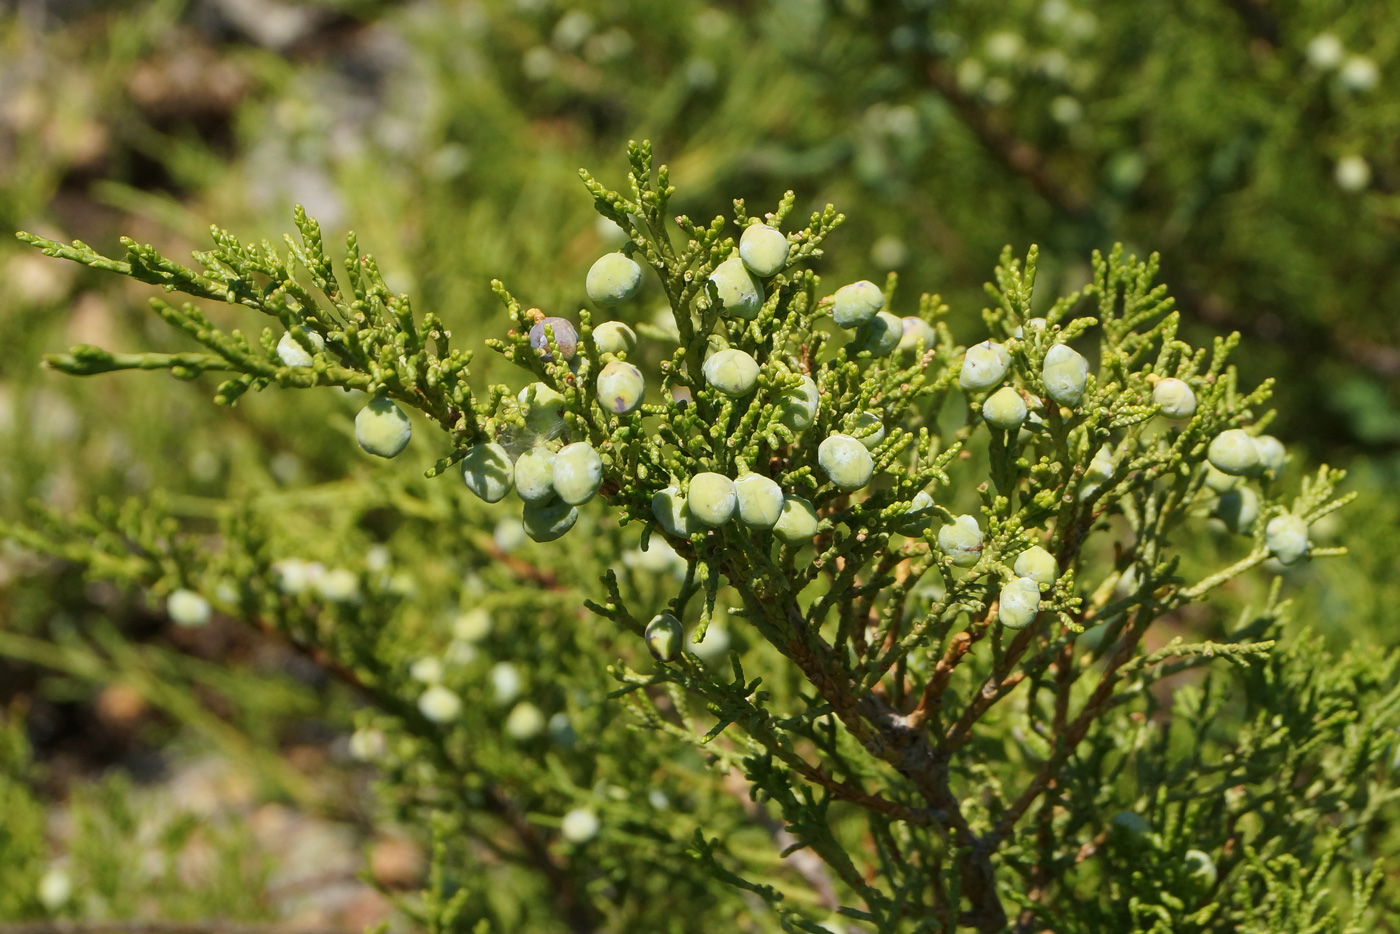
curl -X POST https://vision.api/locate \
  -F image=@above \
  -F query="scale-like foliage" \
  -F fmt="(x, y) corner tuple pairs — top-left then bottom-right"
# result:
(6, 142), (1386, 932)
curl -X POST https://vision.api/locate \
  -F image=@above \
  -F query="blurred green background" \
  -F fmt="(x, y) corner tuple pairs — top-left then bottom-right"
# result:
(2, 0), (1398, 927)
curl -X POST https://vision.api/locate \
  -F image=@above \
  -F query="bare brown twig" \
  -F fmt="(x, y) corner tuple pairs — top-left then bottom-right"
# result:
(767, 599), (1008, 932)
(923, 61), (1090, 218)
(907, 630), (972, 729)
(989, 610), (1155, 845)
(248, 614), (367, 693)
(941, 623), (1039, 750)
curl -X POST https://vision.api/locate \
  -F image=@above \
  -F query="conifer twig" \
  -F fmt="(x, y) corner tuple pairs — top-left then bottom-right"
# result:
(922, 61), (1089, 218)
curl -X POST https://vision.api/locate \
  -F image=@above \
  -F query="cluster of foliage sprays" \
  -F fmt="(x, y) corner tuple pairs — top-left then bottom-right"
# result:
(16, 141), (1356, 931)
